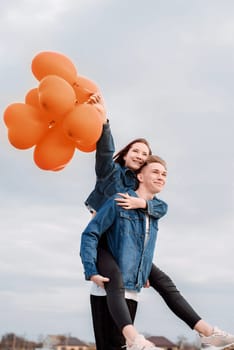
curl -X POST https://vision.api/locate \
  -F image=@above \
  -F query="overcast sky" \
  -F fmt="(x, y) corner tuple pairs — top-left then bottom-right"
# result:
(0, 0), (233, 345)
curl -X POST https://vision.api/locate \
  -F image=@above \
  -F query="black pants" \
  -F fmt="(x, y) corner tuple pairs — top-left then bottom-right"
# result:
(90, 295), (137, 350)
(91, 246), (202, 349)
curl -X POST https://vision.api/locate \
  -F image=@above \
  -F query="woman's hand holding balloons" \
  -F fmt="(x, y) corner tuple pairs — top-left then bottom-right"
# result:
(86, 93), (107, 123)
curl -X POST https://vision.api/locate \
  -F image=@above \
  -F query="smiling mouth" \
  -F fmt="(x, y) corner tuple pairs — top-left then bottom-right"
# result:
(133, 159), (143, 165)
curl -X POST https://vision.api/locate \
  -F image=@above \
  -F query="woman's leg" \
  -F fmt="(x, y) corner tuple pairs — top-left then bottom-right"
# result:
(97, 246), (133, 330)
(96, 247), (154, 348)
(149, 264), (202, 329)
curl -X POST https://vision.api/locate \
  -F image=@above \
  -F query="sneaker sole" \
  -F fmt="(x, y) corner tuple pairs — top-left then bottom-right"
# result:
(201, 344), (234, 350)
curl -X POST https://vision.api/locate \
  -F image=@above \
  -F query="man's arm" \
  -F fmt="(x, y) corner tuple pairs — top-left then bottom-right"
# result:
(80, 197), (116, 280)
(146, 197), (168, 219)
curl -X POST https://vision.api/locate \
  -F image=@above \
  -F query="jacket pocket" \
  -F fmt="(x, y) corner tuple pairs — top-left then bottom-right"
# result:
(119, 210), (144, 236)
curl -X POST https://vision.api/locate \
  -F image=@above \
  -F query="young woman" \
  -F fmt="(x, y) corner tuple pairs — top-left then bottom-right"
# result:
(84, 95), (234, 350)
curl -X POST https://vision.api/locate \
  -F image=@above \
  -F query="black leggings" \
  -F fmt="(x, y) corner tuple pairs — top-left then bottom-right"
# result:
(148, 264), (201, 328)
(97, 247), (134, 330)
(96, 246), (201, 331)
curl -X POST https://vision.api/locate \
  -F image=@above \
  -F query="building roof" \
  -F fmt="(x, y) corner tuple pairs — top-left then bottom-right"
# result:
(147, 336), (177, 347)
(56, 337), (88, 347)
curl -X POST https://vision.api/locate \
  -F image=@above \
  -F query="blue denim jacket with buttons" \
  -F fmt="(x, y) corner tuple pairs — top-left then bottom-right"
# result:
(85, 122), (168, 218)
(80, 189), (167, 291)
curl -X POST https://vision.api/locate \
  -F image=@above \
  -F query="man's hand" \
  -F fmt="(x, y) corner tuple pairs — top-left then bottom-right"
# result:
(115, 193), (147, 210)
(90, 274), (110, 288)
(144, 279), (150, 288)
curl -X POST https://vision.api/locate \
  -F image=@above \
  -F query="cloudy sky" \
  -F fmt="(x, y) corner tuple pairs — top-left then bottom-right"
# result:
(0, 0), (233, 345)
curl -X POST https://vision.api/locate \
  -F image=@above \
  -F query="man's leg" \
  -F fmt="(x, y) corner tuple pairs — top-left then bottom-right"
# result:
(90, 295), (137, 350)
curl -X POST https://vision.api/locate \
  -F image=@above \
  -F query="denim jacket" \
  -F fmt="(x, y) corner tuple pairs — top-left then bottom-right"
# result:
(85, 122), (168, 219)
(80, 190), (167, 292)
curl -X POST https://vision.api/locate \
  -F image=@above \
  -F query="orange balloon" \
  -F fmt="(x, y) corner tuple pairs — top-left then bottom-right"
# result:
(73, 75), (100, 104)
(51, 165), (66, 172)
(3, 103), (48, 149)
(62, 104), (102, 145)
(38, 75), (77, 118)
(76, 140), (96, 153)
(25, 88), (61, 126)
(33, 125), (75, 171)
(25, 88), (41, 108)
(31, 51), (78, 85)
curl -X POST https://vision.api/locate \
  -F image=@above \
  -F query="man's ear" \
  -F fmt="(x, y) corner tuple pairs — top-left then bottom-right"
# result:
(137, 172), (143, 183)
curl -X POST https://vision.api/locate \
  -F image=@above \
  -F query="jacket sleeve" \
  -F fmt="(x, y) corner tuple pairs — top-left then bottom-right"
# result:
(80, 198), (116, 280)
(146, 197), (168, 219)
(95, 121), (116, 178)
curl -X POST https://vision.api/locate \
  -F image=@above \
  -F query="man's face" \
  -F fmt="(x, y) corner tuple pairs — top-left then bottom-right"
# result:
(137, 162), (167, 194)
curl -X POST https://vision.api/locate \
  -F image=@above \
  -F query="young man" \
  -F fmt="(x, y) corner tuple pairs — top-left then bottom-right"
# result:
(80, 155), (168, 350)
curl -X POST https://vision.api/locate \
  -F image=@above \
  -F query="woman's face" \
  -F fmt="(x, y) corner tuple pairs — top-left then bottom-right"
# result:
(123, 142), (150, 170)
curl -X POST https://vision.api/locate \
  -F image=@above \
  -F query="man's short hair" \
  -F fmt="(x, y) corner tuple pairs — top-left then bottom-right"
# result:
(139, 155), (167, 172)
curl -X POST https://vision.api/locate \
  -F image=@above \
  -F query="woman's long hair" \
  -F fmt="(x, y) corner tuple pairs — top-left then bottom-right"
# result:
(113, 138), (152, 166)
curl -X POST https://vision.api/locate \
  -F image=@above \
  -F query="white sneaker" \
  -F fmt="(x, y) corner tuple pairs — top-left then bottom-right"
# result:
(200, 327), (234, 350)
(126, 334), (163, 350)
